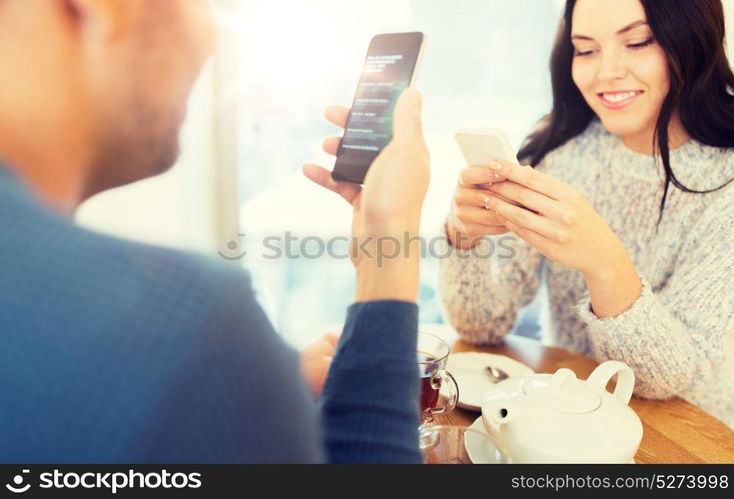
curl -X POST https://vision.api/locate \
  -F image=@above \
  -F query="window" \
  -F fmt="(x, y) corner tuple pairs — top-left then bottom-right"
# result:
(231, 0), (565, 345)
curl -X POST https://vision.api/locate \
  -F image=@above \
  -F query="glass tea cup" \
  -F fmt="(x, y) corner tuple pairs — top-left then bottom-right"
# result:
(417, 332), (459, 448)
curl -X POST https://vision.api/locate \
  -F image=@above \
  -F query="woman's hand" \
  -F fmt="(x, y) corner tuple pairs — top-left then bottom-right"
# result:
(446, 166), (516, 250)
(301, 334), (340, 398)
(303, 88), (429, 303)
(482, 160), (642, 317)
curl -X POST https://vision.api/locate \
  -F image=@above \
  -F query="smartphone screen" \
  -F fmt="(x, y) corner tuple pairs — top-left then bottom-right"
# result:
(332, 32), (425, 184)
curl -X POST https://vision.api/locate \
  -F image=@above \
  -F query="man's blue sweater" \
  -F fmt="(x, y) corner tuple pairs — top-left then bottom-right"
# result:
(0, 166), (421, 463)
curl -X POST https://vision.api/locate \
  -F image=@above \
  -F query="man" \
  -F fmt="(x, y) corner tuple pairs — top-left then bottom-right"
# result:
(0, 0), (429, 463)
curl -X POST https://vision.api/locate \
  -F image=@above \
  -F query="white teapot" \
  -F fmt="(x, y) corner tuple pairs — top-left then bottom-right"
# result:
(481, 361), (643, 463)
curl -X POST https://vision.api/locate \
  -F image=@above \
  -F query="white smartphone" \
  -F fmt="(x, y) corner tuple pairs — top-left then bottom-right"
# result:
(332, 32), (426, 184)
(455, 128), (518, 167)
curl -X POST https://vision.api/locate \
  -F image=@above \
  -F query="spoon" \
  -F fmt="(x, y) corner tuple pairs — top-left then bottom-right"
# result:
(485, 365), (509, 383)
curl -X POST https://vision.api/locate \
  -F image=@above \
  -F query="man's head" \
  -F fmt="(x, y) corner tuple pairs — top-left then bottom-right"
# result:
(0, 0), (215, 208)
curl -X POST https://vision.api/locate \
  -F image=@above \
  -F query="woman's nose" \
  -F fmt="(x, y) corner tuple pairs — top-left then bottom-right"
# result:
(597, 50), (628, 81)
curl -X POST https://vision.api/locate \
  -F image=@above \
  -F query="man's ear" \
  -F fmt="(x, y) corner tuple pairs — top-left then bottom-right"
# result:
(62, 0), (131, 41)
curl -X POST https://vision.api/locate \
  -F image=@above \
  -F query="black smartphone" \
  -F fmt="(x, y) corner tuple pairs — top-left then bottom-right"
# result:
(332, 32), (426, 184)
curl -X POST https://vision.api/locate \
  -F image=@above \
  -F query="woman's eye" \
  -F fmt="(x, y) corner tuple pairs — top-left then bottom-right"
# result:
(574, 49), (596, 57)
(628, 37), (655, 50)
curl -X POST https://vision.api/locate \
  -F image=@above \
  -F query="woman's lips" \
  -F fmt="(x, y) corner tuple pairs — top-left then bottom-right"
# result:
(597, 90), (644, 110)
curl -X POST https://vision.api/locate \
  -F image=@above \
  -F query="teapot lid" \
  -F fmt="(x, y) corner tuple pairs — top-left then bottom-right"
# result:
(522, 368), (600, 414)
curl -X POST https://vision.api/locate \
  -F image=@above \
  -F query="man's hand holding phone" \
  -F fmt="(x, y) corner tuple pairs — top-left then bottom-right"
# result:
(303, 88), (429, 304)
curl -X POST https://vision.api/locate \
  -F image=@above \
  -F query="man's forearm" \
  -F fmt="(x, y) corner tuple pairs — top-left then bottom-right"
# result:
(320, 231), (423, 463)
(354, 234), (421, 303)
(320, 300), (421, 463)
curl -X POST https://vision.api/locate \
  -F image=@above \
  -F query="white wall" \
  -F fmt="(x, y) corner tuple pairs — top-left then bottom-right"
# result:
(76, 0), (734, 254)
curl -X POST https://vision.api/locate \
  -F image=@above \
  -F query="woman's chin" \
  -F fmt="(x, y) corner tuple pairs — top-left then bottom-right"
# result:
(597, 116), (654, 143)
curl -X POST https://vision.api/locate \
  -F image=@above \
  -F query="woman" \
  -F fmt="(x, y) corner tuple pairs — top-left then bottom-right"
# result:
(439, 0), (734, 426)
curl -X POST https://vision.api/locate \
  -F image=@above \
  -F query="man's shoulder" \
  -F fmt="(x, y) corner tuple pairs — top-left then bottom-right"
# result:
(0, 191), (256, 339)
(64, 226), (256, 327)
(0, 173), (299, 463)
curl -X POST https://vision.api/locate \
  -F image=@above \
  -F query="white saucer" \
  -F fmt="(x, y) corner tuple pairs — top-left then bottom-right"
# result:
(446, 352), (534, 411)
(464, 417), (637, 464)
(464, 417), (507, 464)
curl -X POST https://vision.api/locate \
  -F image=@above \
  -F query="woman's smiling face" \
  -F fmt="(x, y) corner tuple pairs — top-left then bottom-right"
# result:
(571, 0), (672, 152)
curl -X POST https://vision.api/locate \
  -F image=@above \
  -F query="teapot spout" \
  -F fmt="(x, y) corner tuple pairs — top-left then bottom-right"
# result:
(481, 401), (515, 463)
(482, 402), (513, 434)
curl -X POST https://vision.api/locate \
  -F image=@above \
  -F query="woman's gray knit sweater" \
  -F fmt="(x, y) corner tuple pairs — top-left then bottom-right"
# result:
(437, 119), (734, 426)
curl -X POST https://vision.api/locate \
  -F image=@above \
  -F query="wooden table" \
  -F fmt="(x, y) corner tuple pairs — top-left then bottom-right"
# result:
(425, 327), (734, 464)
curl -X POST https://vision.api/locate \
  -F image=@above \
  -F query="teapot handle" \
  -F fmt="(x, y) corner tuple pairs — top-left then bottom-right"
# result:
(586, 361), (635, 405)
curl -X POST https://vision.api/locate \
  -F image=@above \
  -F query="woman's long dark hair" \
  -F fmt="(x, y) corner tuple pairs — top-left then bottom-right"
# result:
(518, 0), (734, 224)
